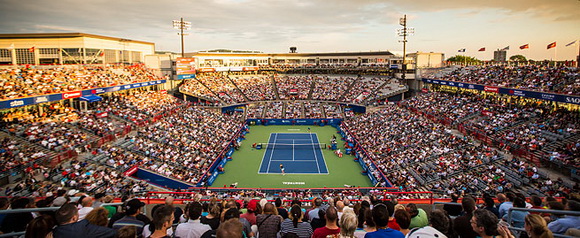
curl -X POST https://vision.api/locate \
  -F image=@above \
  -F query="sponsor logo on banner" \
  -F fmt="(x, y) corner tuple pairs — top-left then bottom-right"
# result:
(282, 120), (290, 123)
(124, 85), (131, 89)
(199, 68), (216, 72)
(458, 83), (464, 87)
(62, 91), (82, 99)
(94, 88), (105, 94)
(512, 90), (526, 97)
(133, 83), (141, 87)
(123, 166), (138, 176)
(541, 94), (555, 100)
(96, 112), (108, 118)
(565, 97), (580, 104)
(440, 81), (447, 85)
(35, 97), (48, 103)
(10, 100), (25, 107)
(468, 85), (475, 89)
(142, 82), (148, 86)
(297, 120), (306, 123)
(242, 66), (259, 71)
(449, 82), (455, 86)
(484, 86), (499, 93)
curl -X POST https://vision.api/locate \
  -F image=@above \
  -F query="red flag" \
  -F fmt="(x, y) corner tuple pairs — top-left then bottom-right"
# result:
(99, 52), (105, 57)
(547, 42), (556, 49)
(28, 46), (35, 52)
(519, 44), (529, 50)
(478, 47), (486, 52)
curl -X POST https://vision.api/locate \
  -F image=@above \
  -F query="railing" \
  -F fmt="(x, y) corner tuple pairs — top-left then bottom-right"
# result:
(145, 191), (434, 205)
(506, 207), (580, 238)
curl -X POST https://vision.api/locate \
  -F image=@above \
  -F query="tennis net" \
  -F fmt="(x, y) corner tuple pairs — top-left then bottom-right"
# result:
(258, 143), (327, 149)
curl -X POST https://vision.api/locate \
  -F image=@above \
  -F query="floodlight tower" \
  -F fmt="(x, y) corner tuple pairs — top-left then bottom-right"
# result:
(397, 15), (414, 83)
(173, 18), (191, 57)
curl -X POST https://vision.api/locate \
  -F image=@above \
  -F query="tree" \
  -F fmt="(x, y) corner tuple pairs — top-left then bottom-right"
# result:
(446, 55), (482, 64)
(509, 55), (527, 62)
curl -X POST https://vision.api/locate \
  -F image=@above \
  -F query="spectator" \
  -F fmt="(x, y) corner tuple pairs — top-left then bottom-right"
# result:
(85, 207), (109, 227)
(339, 210), (357, 238)
(53, 203), (116, 238)
(109, 198), (150, 228)
(548, 200), (580, 235)
(307, 198), (323, 222)
(148, 205), (174, 238)
(275, 198), (289, 219)
(280, 205), (313, 238)
(240, 199), (258, 225)
(118, 226), (137, 238)
(312, 206), (340, 238)
(223, 208), (253, 238)
(93, 193), (105, 208)
(524, 214), (553, 238)
(394, 209), (411, 236)
(216, 218), (243, 238)
(406, 203), (428, 229)
(165, 196), (183, 225)
(0, 197), (8, 225)
(256, 203), (283, 238)
(444, 194), (463, 218)
(201, 203), (222, 230)
(453, 196), (478, 238)
(503, 197), (529, 228)
(483, 196), (500, 218)
(175, 201), (211, 238)
(499, 193), (515, 218)
(112, 198), (146, 235)
(78, 196), (94, 220)
(471, 209), (512, 238)
(0, 197), (34, 234)
(409, 209), (455, 238)
(364, 204), (404, 238)
(143, 204), (174, 238)
(384, 201), (400, 231)
(102, 195), (117, 219)
(25, 215), (55, 238)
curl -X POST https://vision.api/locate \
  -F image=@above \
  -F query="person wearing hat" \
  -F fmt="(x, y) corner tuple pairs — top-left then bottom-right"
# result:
(93, 193), (106, 208)
(112, 198), (147, 235)
(241, 199), (259, 225)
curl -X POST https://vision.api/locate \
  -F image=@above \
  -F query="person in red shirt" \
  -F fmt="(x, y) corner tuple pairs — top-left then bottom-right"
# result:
(312, 206), (340, 238)
(385, 201), (401, 231)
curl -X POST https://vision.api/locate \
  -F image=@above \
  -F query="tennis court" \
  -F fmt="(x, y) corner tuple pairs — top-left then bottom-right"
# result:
(258, 133), (329, 174)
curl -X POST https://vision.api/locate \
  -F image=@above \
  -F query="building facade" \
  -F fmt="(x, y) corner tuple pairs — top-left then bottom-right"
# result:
(0, 33), (155, 65)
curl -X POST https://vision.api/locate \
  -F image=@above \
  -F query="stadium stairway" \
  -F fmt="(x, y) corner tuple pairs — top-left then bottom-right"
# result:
(271, 75), (281, 100)
(336, 76), (358, 102)
(0, 131), (58, 159)
(226, 75), (251, 102)
(306, 79), (316, 100)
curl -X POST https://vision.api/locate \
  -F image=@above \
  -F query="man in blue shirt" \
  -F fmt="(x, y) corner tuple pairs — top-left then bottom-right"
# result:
(548, 200), (580, 234)
(113, 198), (146, 236)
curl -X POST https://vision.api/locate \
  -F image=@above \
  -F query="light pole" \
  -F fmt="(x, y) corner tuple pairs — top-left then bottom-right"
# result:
(397, 15), (414, 83)
(173, 18), (191, 57)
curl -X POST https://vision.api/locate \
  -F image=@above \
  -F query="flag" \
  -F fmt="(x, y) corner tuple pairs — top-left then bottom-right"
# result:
(99, 52), (105, 57)
(565, 40), (577, 47)
(519, 44), (529, 50)
(547, 42), (556, 49)
(501, 46), (509, 51)
(478, 47), (486, 52)
(28, 46), (35, 52)
(458, 48), (466, 52)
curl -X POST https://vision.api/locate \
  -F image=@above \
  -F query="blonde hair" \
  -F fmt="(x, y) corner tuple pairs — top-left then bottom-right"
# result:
(339, 212), (358, 237)
(525, 214), (553, 238)
(85, 207), (109, 227)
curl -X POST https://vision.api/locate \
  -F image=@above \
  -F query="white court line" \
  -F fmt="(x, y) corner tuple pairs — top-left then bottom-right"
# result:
(309, 133), (321, 173)
(292, 139), (295, 161)
(270, 160), (316, 162)
(266, 133), (278, 173)
(257, 133), (273, 173)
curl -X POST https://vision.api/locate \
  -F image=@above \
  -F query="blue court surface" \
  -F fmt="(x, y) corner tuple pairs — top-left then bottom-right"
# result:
(258, 133), (328, 174)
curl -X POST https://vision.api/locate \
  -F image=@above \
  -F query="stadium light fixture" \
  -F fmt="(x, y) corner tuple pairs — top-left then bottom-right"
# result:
(397, 15), (414, 83)
(173, 18), (191, 57)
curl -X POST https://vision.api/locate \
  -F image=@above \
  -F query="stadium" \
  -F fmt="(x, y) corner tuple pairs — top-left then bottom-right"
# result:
(0, 6), (579, 238)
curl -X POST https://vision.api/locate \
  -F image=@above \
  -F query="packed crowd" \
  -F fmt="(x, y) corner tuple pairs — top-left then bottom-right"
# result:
(401, 90), (579, 166)
(342, 104), (568, 198)
(0, 64), (164, 100)
(1, 189), (578, 238)
(179, 73), (402, 105)
(436, 65), (580, 95)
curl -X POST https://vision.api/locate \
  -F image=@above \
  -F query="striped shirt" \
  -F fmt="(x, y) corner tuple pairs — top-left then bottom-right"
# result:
(280, 219), (313, 238)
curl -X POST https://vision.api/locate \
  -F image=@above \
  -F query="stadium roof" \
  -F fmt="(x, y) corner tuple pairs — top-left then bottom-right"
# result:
(0, 33), (154, 45)
(188, 51), (396, 58)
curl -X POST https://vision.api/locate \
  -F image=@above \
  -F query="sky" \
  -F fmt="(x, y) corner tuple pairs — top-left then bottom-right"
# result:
(0, 0), (578, 61)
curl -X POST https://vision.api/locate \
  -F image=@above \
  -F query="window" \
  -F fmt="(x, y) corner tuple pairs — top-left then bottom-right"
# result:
(0, 49), (11, 64)
(131, 51), (141, 63)
(15, 49), (34, 64)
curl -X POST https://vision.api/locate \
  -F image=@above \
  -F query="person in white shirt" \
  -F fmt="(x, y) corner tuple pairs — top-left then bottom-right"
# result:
(175, 202), (211, 238)
(78, 196), (94, 221)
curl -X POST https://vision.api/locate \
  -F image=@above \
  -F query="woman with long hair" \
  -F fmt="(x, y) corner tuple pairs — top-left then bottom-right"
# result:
(524, 214), (553, 238)
(280, 205), (313, 238)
